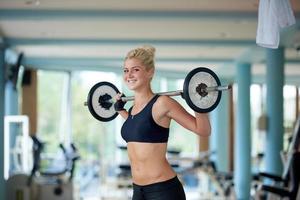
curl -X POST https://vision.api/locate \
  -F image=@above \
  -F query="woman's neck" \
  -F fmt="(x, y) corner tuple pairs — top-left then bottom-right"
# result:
(133, 88), (154, 106)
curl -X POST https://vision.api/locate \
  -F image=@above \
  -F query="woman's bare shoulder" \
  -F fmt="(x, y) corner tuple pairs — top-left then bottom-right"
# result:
(156, 95), (181, 109)
(157, 95), (172, 104)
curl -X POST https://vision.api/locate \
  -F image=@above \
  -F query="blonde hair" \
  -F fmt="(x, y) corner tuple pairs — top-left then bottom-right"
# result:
(125, 45), (156, 70)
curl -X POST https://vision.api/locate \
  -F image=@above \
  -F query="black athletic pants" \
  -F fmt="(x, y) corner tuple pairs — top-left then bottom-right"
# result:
(132, 176), (186, 200)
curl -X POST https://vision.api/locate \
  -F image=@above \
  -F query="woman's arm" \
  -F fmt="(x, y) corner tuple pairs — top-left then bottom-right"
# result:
(193, 112), (211, 137)
(117, 110), (129, 119)
(158, 96), (211, 137)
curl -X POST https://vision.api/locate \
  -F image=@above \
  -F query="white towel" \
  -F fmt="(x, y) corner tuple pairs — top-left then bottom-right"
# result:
(275, 0), (296, 28)
(256, 0), (296, 49)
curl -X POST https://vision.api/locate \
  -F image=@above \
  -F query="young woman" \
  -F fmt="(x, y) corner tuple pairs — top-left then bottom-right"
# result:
(114, 45), (211, 200)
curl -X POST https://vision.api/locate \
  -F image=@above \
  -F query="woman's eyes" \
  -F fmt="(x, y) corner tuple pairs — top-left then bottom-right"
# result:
(123, 68), (140, 73)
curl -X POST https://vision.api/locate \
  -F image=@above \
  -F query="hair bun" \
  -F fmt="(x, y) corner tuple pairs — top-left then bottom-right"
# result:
(142, 45), (156, 57)
(125, 45), (156, 70)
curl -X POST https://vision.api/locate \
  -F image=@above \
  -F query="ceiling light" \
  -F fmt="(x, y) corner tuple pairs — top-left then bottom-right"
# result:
(25, 0), (40, 6)
(219, 32), (229, 38)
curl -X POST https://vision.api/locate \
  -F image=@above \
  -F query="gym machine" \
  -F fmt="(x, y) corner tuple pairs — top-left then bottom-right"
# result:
(7, 135), (80, 200)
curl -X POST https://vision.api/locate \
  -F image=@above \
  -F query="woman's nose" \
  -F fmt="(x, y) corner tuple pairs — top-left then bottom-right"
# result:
(128, 70), (133, 77)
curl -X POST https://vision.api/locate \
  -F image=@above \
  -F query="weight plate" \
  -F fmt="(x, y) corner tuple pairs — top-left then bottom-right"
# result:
(87, 82), (120, 121)
(183, 67), (222, 113)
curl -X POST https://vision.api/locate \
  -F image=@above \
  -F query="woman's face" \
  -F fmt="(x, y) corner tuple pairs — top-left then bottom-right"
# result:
(123, 58), (153, 91)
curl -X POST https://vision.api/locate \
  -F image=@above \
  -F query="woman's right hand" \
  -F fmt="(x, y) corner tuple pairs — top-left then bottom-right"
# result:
(114, 93), (126, 111)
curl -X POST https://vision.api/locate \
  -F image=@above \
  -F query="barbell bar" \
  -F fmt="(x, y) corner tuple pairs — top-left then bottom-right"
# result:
(84, 85), (231, 106)
(85, 67), (232, 122)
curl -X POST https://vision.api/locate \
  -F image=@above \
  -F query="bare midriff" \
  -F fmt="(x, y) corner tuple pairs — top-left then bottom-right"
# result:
(127, 142), (176, 185)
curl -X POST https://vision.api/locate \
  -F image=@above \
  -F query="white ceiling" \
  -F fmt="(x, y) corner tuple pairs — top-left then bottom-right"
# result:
(0, 0), (300, 83)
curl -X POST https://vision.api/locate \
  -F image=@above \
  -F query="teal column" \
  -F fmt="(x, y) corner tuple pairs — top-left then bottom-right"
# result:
(234, 62), (251, 199)
(210, 78), (230, 172)
(0, 42), (6, 200)
(4, 49), (20, 116)
(5, 81), (19, 115)
(265, 48), (284, 175)
(4, 51), (20, 174)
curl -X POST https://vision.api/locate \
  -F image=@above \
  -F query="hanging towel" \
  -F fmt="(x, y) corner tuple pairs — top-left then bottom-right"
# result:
(275, 0), (296, 28)
(256, 0), (296, 49)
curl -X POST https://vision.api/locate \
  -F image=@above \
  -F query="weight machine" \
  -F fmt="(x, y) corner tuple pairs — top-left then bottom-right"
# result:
(253, 116), (300, 200)
(7, 135), (80, 200)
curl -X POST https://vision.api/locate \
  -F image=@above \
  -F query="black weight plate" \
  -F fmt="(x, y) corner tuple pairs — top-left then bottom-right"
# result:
(87, 81), (120, 121)
(183, 67), (222, 113)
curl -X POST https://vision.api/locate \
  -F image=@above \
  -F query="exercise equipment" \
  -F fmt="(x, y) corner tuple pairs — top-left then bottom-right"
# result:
(4, 115), (31, 180)
(85, 67), (231, 122)
(252, 116), (300, 199)
(170, 151), (235, 199)
(7, 136), (80, 200)
(256, 152), (300, 200)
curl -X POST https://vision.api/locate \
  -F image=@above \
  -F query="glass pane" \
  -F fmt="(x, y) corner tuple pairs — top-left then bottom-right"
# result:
(37, 71), (65, 153)
(251, 84), (264, 156)
(250, 84), (264, 172)
(283, 85), (297, 151)
(71, 71), (118, 198)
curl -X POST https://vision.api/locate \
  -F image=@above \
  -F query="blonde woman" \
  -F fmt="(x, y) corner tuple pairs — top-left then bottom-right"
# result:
(114, 45), (211, 200)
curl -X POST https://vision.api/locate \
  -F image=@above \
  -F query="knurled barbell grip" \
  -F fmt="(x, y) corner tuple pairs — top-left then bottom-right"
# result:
(121, 90), (183, 102)
(205, 85), (232, 92)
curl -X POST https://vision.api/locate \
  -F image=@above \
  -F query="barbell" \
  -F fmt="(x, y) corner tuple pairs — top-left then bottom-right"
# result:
(85, 67), (231, 122)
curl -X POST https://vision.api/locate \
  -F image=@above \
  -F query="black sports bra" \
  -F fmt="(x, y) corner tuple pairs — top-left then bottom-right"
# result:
(121, 95), (169, 143)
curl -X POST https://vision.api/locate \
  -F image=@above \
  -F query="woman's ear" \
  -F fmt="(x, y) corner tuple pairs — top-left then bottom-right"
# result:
(148, 67), (155, 79)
